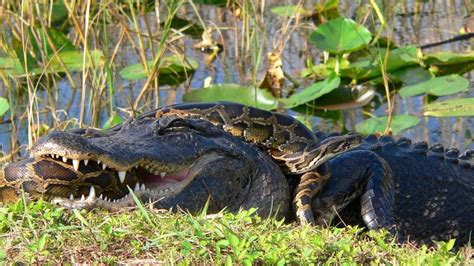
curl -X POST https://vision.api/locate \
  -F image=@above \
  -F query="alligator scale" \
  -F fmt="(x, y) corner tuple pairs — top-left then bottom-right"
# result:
(0, 102), (473, 246)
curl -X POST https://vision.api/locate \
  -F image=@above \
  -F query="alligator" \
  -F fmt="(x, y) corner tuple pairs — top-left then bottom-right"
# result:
(0, 102), (473, 246)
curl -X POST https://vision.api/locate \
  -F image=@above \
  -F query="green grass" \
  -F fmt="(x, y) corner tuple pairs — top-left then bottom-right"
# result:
(0, 199), (471, 264)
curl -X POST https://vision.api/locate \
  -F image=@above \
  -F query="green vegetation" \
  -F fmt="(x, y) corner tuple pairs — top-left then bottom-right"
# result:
(0, 199), (472, 264)
(0, 0), (473, 263)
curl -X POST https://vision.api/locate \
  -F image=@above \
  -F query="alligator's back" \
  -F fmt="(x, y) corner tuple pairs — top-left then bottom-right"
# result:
(364, 136), (474, 244)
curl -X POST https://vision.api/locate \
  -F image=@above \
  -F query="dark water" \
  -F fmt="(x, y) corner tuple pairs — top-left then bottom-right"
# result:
(0, 0), (473, 157)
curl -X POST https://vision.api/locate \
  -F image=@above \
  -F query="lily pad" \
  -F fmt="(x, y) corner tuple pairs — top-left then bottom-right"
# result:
(310, 17), (372, 54)
(423, 51), (474, 65)
(271, 5), (309, 17)
(280, 73), (340, 109)
(47, 50), (104, 73)
(102, 113), (123, 129)
(390, 67), (432, 86)
(399, 74), (470, 98)
(120, 56), (198, 86)
(30, 27), (76, 57)
(183, 84), (277, 110)
(340, 46), (419, 80)
(423, 51), (474, 76)
(163, 17), (204, 38)
(355, 115), (420, 135)
(0, 97), (10, 116)
(423, 98), (474, 117)
(0, 50), (104, 77)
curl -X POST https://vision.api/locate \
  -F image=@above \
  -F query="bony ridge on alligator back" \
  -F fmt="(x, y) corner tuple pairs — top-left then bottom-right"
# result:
(0, 102), (363, 224)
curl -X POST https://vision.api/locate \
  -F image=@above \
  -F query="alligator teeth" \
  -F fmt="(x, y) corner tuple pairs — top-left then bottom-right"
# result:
(72, 159), (80, 171)
(99, 194), (103, 200)
(88, 186), (96, 199)
(104, 196), (108, 202)
(62, 156), (68, 163)
(80, 194), (85, 201)
(97, 160), (101, 164)
(160, 172), (166, 178)
(102, 163), (107, 170)
(84, 159), (89, 166)
(69, 194), (74, 200)
(134, 183), (140, 192)
(140, 184), (146, 191)
(118, 171), (126, 183)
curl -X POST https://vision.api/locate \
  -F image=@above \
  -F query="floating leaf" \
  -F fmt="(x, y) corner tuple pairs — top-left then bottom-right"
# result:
(390, 67), (432, 86)
(270, 5), (309, 17)
(183, 84), (277, 110)
(192, 0), (231, 6)
(0, 97), (10, 116)
(120, 56), (198, 86)
(423, 98), (474, 117)
(47, 50), (104, 73)
(423, 51), (474, 65)
(280, 73), (340, 109)
(399, 74), (469, 98)
(37, 2), (69, 26)
(102, 113), (123, 129)
(30, 27), (76, 57)
(310, 17), (372, 54)
(355, 115), (420, 135)
(164, 17), (204, 38)
(0, 57), (25, 77)
(0, 50), (103, 77)
(340, 46), (419, 80)
(423, 51), (474, 75)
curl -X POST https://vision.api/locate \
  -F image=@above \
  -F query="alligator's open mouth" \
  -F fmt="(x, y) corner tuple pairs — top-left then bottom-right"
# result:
(34, 153), (198, 209)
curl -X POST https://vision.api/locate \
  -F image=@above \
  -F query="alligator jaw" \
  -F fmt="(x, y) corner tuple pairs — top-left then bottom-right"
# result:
(45, 153), (223, 210)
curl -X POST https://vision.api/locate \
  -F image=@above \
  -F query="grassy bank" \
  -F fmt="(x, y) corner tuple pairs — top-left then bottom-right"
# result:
(0, 199), (472, 264)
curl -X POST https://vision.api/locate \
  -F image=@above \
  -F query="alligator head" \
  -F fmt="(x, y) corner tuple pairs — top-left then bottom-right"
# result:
(0, 115), (290, 217)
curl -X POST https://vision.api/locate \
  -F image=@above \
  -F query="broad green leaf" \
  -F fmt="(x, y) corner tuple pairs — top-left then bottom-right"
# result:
(120, 56), (198, 86)
(37, 2), (69, 26)
(47, 50), (104, 73)
(423, 51), (474, 75)
(324, 0), (339, 10)
(30, 27), (76, 57)
(310, 17), (372, 54)
(0, 50), (103, 77)
(164, 17), (204, 38)
(340, 46), (419, 80)
(399, 74), (469, 98)
(183, 84), (277, 110)
(12, 37), (38, 72)
(280, 73), (340, 108)
(0, 57), (25, 76)
(423, 98), (474, 117)
(102, 113), (123, 129)
(390, 67), (432, 86)
(192, 0), (231, 6)
(355, 115), (420, 135)
(0, 97), (10, 116)
(423, 51), (474, 65)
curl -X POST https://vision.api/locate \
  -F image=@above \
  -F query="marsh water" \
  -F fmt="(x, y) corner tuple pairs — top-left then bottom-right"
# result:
(0, 0), (473, 157)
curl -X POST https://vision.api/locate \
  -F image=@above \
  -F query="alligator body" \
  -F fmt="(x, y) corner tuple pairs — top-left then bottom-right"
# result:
(312, 132), (474, 245)
(1, 102), (473, 245)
